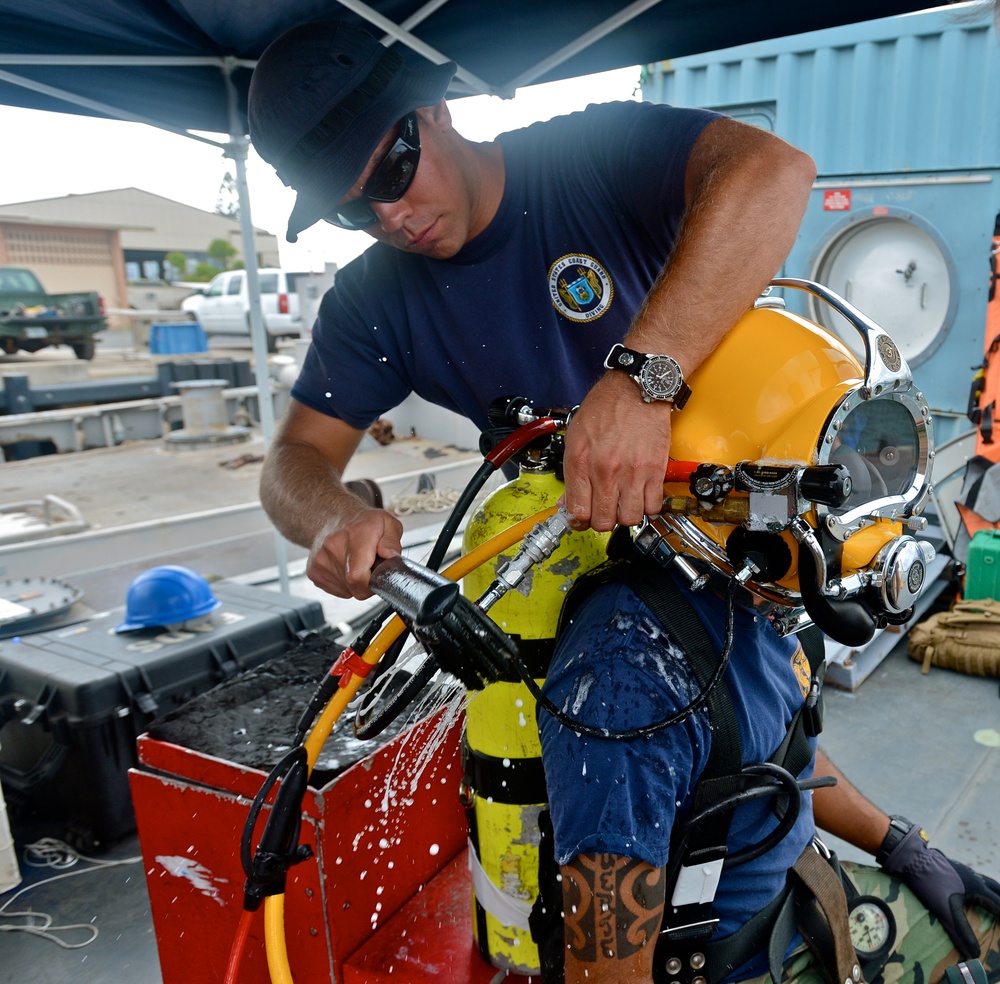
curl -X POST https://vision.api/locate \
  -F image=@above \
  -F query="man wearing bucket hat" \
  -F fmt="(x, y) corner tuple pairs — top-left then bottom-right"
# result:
(249, 19), (815, 591)
(248, 20), (1000, 984)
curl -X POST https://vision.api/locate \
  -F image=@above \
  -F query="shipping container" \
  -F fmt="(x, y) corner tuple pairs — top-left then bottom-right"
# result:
(644, 3), (1000, 439)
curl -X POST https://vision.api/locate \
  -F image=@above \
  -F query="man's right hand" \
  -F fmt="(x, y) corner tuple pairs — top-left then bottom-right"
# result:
(306, 505), (403, 600)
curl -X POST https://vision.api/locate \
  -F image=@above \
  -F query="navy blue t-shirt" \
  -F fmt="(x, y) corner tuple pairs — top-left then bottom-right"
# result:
(292, 100), (717, 427)
(540, 578), (817, 980)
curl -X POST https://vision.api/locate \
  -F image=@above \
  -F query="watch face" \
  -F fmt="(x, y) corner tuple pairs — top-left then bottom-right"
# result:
(848, 897), (895, 957)
(639, 355), (682, 400)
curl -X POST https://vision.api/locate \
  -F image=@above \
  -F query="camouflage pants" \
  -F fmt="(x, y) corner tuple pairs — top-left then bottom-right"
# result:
(740, 862), (1000, 984)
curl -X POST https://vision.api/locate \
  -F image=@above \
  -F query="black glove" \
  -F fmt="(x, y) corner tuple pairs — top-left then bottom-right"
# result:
(881, 821), (1000, 958)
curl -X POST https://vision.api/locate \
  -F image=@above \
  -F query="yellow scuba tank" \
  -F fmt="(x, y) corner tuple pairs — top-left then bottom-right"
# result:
(461, 453), (608, 975)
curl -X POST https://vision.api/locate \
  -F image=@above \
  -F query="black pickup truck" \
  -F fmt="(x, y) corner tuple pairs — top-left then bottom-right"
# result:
(0, 266), (106, 360)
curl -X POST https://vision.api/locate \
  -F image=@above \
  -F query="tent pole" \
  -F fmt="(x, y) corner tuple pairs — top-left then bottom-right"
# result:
(224, 59), (291, 593)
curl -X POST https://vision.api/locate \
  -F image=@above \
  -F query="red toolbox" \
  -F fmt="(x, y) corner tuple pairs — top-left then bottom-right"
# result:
(129, 636), (494, 984)
(0, 581), (326, 849)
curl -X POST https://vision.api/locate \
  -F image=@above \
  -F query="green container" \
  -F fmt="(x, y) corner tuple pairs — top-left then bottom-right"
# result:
(964, 529), (1000, 601)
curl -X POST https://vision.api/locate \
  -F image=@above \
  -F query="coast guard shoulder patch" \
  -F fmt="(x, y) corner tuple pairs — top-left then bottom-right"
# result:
(790, 645), (811, 699)
(548, 254), (614, 322)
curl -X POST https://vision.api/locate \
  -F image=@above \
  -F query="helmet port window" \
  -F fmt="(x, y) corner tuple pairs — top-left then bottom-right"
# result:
(829, 400), (919, 514)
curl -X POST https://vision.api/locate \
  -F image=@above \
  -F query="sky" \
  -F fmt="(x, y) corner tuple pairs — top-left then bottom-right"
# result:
(0, 65), (641, 273)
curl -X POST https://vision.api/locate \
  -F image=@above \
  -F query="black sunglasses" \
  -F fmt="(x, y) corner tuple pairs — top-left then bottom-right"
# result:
(326, 112), (421, 230)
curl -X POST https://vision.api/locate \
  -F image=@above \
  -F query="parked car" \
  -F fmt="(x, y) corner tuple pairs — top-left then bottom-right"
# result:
(180, 268), (308, 351)
(0, 266), (106, 360)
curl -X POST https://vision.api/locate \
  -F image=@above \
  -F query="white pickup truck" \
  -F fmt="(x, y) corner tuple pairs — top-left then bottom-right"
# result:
(181, 268), (309, 351)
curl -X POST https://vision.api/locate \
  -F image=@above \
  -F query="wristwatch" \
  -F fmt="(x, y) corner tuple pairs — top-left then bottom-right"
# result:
(604, 344), (692, 407)
(875, 815), (927, 866)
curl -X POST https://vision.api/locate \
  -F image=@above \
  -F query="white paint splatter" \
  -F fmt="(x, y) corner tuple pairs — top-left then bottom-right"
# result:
(155, 855), (229, 906)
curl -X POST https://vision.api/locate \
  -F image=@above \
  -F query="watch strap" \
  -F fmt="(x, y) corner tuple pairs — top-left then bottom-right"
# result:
(603, 344), (692, 408)
(604, 343), (647, 373)
(670, 378), (693, 410)
(876, 815), (923, 866)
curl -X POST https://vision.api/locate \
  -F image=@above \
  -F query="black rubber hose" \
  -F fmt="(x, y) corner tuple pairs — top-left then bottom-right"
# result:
(797, 545), (876, 647)
(524, 579), (738, 741)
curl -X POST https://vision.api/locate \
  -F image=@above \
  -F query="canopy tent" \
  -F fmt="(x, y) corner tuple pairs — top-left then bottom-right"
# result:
(0, 0), (951, 584)
(0, 2), (947, 135)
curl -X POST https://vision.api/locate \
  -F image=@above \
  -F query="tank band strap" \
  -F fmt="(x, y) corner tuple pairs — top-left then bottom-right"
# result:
(467, 837), (535, 930)
(462, 738), (548, 805)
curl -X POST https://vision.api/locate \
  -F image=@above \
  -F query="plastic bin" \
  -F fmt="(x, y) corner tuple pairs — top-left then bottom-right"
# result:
(964, 529), (1000, 601)
(149, 321), (209, 354)
(0, 581), (326, 848)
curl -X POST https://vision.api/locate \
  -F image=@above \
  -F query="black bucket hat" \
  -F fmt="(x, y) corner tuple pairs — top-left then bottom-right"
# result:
(248, 21), (456, 242)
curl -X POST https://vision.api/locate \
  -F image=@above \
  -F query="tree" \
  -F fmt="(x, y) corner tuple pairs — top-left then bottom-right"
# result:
(215, 170), (240, 220)
(164, 251), (188, 280)
(190, 262), (220, 282)
(207, 238), (237, 270)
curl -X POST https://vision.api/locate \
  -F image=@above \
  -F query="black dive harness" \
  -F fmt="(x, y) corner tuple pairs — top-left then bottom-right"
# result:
(530, 532), (868, 984)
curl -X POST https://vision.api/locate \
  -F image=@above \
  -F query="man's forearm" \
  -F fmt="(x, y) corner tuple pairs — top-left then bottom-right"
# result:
(812, 747), (891, 855)
(259, 439), (364, 549)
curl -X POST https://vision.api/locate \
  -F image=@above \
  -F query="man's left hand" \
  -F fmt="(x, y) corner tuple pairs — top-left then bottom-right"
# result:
(562, 372), (673, 532)
(881, 822), (1000, 958)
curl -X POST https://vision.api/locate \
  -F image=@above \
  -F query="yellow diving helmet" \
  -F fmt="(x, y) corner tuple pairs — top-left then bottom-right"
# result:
(639, 278), (935, 647)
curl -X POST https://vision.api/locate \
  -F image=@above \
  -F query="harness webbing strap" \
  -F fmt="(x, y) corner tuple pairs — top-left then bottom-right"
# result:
(704, 844), (865, 984)
(792, 848), (862, 984)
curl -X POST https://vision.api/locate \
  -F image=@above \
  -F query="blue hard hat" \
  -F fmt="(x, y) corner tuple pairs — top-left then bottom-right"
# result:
(115, 565), (221, 633)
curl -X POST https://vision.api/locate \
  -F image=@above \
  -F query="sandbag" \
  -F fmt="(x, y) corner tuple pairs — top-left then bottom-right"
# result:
(907, 599), (1000, 677)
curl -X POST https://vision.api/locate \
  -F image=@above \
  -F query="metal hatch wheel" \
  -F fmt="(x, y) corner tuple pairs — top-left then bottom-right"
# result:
(808, 207), (958, 370)
(0, 575), (85, 637)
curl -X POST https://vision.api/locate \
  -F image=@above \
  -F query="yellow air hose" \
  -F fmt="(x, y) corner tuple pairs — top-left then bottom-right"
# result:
(263, 505), (559, 984)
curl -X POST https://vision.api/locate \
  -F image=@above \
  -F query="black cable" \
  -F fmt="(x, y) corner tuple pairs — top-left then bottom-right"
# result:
(239, 746), (308, 909)
(524, 578), (739, 741)
(713, 763), (801, 868)
(353, 657), (439, 739)
(662, 763), (834, 905)
(425, 458), (496, 571)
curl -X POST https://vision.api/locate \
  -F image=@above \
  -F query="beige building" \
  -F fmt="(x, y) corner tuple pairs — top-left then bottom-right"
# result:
(0, 188), (282, 316)
(0, 215), (128, 317)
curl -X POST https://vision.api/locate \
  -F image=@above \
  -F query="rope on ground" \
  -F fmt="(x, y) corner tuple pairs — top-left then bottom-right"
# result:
(389, 486), (461, 515)
(0, 837), (142, 949)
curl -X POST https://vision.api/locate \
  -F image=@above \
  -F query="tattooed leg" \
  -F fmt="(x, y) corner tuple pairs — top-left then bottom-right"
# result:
(562, 853), (666, 984)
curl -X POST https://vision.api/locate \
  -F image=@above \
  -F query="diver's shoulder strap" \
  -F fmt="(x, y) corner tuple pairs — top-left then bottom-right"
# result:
(769, 624), (826, 782)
